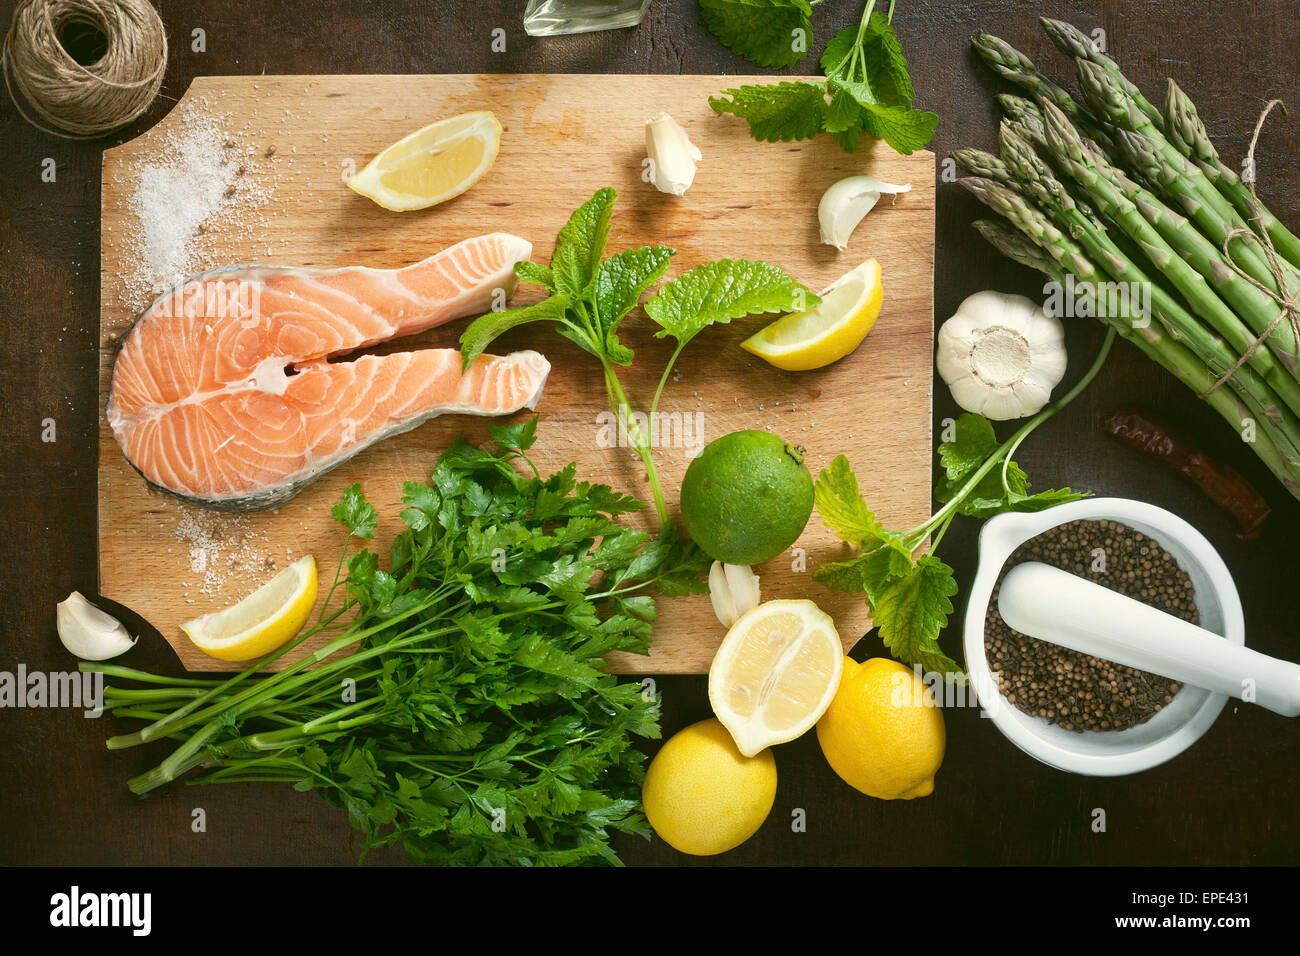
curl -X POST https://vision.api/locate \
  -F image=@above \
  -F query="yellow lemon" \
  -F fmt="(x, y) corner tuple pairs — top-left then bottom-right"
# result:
(741, 257), (883, 371)
(816, 656), (945, 799)
(181, 555), (317, 662)
(347, 111), (501, 211)
(708, 599), (843, 757)
(641, 718), (776, 856)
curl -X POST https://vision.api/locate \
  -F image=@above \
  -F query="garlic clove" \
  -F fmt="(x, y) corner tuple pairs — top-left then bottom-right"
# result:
(56, 591), (137, 661)
(818, 176), (911, 250)
(645, 112), (701, 196)
(708, 561), (761, 628)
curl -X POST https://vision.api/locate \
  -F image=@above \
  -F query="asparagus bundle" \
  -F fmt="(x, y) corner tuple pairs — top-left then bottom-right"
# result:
(960, 18), (1300, 500)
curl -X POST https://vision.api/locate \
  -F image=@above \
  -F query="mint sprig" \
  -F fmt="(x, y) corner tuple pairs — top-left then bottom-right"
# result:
(459, 187), (817, 529)
(813, 331), (1117, 680)
(708, 0), (938, 155)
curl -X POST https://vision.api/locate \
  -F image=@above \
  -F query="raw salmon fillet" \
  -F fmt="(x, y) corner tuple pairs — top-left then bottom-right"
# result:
(107, 233), (549, 512)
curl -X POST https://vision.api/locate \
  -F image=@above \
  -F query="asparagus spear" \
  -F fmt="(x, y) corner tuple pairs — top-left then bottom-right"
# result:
(974, 216), (1297, 494)
(1040, 100), (1300, 393)
(962, 171), (1300, 475)
(1164, 78), (1300, 270)
(1114, 126), (1294, 296)
(971, 33), (1119, 157)
(1074, 58), (1240, 227)
(1039, 18), (1164, 130)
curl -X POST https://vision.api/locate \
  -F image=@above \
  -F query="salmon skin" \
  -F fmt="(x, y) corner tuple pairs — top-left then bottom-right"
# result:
(107, 233), (549, 513)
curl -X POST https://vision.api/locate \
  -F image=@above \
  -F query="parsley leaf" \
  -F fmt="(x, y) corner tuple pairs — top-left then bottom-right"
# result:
(331, 483), (377, 540)
(699, 0), (813, 70)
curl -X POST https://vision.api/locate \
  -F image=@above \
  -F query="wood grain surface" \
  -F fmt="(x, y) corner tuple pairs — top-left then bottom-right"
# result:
(3, 0), (1298, 869)
(97, 73), (935, 673)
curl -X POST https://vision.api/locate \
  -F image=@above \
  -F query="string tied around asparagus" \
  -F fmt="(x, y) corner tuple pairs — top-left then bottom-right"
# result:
(1201, 99), (1300, 397)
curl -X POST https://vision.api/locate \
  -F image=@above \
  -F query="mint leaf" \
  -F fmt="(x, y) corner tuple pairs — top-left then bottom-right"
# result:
(824, 16), (916, 107)
(700, 0), (813, 70)
(644, 258), (816, 347)
(938, 412), (999, 482)
(708, 82), (827, 142)
(458, 295), (571, 369)
(813, 455), (887, 548)
(551, 187), (616, 297)
(593, 245), (675, 354)
(857, 102), (939, 155)
(868, 554), (963, 678)
(515, 260), (556, 291)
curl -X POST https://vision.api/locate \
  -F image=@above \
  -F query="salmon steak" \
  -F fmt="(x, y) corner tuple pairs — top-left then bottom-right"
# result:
(107, 233), (549, 512)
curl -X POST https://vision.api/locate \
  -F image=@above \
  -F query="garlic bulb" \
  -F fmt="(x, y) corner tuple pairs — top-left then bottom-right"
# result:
(56, 591), (137, 661)
(645, 112), (701, 196)
(708, 562), (761, 628)
(818, 176), (911, 250)
(936, 291), (1067, 420)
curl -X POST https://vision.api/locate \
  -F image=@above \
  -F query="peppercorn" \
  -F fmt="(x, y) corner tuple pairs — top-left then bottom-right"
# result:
(985, 519), (1192, 733)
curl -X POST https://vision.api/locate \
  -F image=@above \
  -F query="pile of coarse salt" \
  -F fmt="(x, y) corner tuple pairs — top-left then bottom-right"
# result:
(172, 507), (277, 598)
(120, 100), (275, 306)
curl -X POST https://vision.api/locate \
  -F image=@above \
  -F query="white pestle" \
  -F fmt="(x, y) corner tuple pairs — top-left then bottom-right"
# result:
(998, 561), (1300, 718)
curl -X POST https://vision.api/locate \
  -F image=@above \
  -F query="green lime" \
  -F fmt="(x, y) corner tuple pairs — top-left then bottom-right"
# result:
(679, 430), (814, 565)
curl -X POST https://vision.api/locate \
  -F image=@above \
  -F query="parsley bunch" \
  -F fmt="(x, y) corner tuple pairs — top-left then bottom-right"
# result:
(814, 330), (1115, 678)
(707, 0), (938, 155)
(460, 186), (817, 529)
(88, 421), (710, 866)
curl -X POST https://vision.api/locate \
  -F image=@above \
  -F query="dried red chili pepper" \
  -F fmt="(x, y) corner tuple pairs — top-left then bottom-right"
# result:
(1105, 408), (1271, 538)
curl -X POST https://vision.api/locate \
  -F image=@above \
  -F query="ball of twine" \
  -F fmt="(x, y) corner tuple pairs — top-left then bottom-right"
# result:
(2, 0), (167, 139)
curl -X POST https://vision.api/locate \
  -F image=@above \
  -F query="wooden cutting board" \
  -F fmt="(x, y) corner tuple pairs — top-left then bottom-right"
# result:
(98, 74), (935, 673)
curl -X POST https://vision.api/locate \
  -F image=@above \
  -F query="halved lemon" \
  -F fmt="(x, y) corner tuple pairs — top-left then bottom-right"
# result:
(181, 555), (317, 662)
(740, 258), (883, 371)
(347, 111), (502, 211)
(707, 599), (844, 757)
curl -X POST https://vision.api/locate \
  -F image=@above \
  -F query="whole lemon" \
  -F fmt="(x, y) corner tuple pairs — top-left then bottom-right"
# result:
(641, 718), (777, 856)
(816, 657), (945, 799)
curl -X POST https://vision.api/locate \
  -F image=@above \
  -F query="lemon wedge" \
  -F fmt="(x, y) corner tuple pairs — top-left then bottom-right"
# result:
(740, 258), (883, 371)
(707, 599), (844, 757)
(181, 555), (318, 662)
(347, 111), (501, 211)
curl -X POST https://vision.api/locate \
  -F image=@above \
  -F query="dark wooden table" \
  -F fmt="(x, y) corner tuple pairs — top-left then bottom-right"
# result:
(3, 0), (1297, 868)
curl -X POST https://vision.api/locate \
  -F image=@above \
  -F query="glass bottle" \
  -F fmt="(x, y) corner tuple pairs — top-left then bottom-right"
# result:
(523, 0), (651, 37)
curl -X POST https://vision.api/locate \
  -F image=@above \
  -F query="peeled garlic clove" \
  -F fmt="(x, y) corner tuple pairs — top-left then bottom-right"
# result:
(645, 112), (701, 196)
(56, 591), (137, 661)
(708, 562), (761, 628)
(818, 176), (912, 250)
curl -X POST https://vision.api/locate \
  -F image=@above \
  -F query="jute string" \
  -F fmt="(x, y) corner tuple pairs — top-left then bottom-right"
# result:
(1202, 99), (1300, 396)
(1, 0), (167, 139)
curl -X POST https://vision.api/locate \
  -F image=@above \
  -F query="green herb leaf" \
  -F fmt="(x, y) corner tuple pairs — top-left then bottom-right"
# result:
(331, 483), (377, 540)
(813, 455), (887, 548)
(868, 554), (963, 678)
(699, 0), (813, 70)
(459, 295), (572, 369)
(645, 258), (817, 347)
(551, 186), (617, 297)
(708, 82), (828, 142)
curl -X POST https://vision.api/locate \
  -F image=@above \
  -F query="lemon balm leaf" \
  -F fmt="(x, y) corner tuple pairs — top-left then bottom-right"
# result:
(868, 555), (963, 679)
(699, 0), (814, 70)
(645, 258), (817, 348)
(458, 295), (572, 369)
